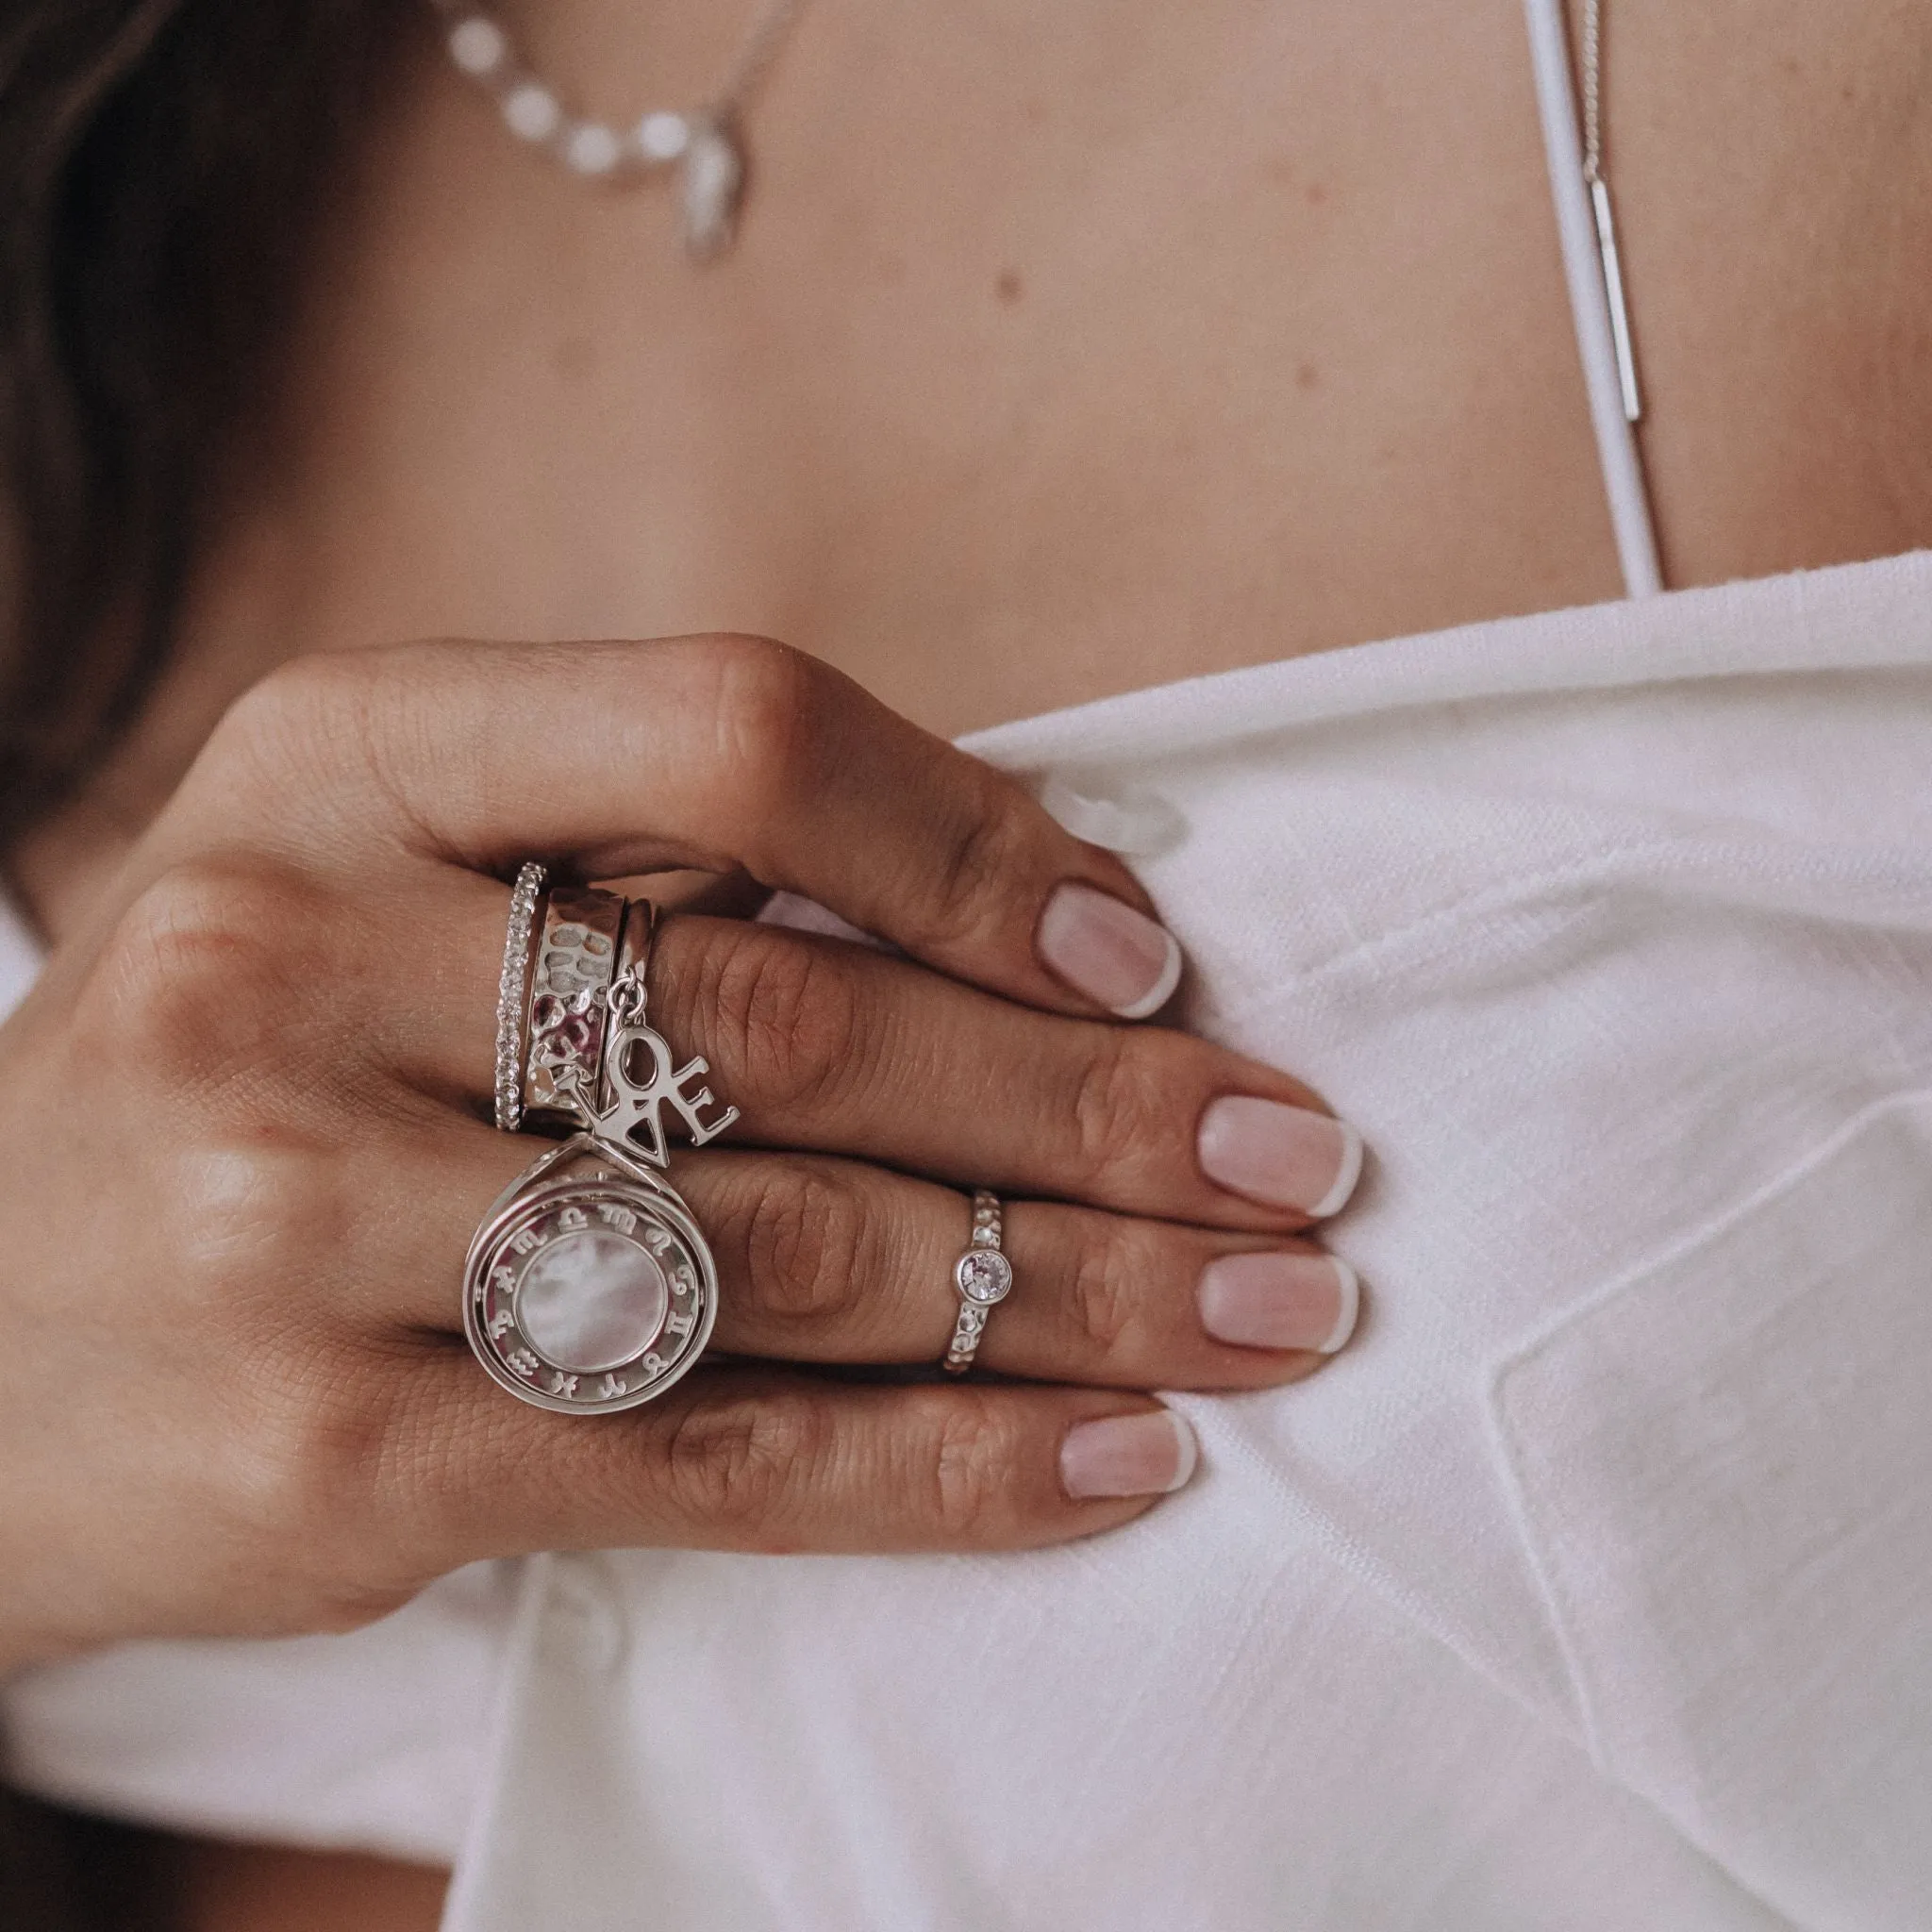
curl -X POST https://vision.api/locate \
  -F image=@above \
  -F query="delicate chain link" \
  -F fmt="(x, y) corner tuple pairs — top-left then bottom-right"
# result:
(606, 898), (657, 1028)
(1579, 0), (1604, 185)
(1573, 0), (1641, 423)
(716, 0), (804, 116)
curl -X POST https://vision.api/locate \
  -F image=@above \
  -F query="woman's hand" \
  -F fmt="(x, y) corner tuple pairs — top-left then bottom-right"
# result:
(0, 636), (1362, 1672)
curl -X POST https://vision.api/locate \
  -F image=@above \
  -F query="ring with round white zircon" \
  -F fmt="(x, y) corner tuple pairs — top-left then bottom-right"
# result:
(466, 880), (738, 1417)
(943, 1191), (1014, 1375)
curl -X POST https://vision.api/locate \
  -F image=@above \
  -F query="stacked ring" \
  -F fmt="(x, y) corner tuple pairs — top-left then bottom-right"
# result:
(523, 886), (625, 1131)
(492, 861), (547, 1132)
(468, 874), (727, 1416)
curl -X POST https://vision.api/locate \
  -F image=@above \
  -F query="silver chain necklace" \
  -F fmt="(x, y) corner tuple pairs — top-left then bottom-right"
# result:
(1577, 0), (1641, 422)
(428, 0), (804, 260)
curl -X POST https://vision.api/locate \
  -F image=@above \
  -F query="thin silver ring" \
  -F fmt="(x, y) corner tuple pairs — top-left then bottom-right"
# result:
(494, 862), (547, 1132)
(943, 1190), (1014, 1375)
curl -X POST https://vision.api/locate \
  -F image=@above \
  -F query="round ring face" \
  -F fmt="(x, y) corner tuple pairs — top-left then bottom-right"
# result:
(466, 1171), (715, 1413)
(955, 1247), (1014, 1306)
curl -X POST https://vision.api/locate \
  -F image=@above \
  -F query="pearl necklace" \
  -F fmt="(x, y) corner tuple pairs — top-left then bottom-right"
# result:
(428, 0), (804, 260)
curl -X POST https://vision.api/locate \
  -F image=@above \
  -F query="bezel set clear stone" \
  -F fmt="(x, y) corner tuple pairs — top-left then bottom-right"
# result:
(955, 1248), (1014, 1306)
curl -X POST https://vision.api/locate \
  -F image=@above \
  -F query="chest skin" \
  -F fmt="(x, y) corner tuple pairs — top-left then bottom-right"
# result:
(172, 0), (1932, 749)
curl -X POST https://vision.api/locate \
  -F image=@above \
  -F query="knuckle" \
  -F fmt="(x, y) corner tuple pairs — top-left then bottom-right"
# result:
(80, 858), (331, 1094)
(205, 650), (370, 791)
(225, 646), (361, 734)
(211, 1341), (403, 1596)
(1065, 1218), (1164, 1362)
(167, 1137), (356, 1313)
(662, 1387), (826, 1537)
(741, 1161), (877, 1332)
(924, 1389), (1028, 1541)
(1065, 1030), (1172, 1191)
(695, 633), (822, 821)
(922, 785), (1040, 953)
(205, 644), (451, 841)
(702, 925), (870, 1115)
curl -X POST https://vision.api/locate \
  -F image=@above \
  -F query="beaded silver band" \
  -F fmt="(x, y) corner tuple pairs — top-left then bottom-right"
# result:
(494, 862), (547, 1132)
(943, 1191), (1015, 1375)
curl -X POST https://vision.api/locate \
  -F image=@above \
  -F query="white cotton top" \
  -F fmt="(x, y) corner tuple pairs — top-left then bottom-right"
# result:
(7, 550), (1932, 1932)
(0, 895), (37, 1026)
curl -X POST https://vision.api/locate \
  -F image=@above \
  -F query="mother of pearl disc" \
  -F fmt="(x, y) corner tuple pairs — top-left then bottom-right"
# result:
(516, 1229), (670, 1374)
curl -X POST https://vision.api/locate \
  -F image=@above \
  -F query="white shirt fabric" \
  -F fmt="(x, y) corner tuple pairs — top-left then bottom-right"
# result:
(7, 551), (1932, 1929)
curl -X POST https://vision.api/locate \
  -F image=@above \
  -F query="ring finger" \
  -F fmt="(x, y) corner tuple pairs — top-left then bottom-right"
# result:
(404, 1128), (1361, 1391)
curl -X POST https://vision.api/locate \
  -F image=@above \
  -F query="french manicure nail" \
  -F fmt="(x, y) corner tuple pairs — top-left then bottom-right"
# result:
(1198, 1251), (1360, 1354)
(1036, 882), (1184, 1020)
(1060, 1409), (1199, 1499)
(1197, 1096), (1364, 1217)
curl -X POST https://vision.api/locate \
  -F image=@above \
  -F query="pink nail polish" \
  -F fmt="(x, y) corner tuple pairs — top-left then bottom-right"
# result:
(1197, 1252), (1360, 1353)
(1059, 1409), (1199, 1499)
(1036, 883), (1184, 1020)
(1197, 1096), (1363, 1217)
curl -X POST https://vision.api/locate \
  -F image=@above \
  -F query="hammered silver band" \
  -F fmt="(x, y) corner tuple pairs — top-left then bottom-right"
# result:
(943, 1190), (1014, 1374)
(523, 885), (625, 1132)
(493, 862), (547, 1132)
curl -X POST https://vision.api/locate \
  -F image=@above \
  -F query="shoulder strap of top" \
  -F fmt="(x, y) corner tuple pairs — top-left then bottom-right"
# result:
(0, 889), (42, 1025)
(1522, 0), (1663, 597)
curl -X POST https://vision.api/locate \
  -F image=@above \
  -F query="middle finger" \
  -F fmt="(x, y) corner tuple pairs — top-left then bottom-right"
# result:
(409, 876), (1362, 1233)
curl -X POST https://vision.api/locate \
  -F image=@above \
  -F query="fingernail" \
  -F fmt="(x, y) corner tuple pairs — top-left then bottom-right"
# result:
(1037, 882), (1183, 1020)
(1060, 1409), (1199, 1499)
(1198, 1252), (1360, 1354)
(1197, 1096), (1364, 1217)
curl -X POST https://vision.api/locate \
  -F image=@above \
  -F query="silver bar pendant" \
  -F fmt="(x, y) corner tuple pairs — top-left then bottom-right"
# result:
(1590, 176), (1642, 424)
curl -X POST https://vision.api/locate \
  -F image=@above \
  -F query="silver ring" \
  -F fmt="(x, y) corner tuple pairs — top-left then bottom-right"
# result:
(494, 862), (547, 1132)
(943, 1190), (1014, 1374)
(523, 885), (625, 1134)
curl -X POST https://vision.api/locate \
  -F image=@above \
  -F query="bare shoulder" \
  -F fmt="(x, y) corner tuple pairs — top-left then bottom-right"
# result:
(1619, 0), (1932, 584)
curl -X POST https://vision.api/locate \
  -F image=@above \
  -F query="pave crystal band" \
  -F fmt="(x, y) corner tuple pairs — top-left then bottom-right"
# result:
(943, 1190), (1014, 1375)
(494, 862), (548, 1133)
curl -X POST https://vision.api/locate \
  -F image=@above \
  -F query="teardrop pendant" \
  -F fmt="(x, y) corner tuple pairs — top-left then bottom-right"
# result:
(679, 115), (746, 260)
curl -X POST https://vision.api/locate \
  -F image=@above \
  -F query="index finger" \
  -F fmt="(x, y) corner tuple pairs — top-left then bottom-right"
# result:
(189, 634), (1185, 1023)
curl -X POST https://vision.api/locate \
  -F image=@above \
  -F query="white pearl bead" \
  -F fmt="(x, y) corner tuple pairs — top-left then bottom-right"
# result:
(503, 81), (560, 142)
(564, 121), (622, 175)
(447, 16), (507, 76)
(637, 110), (690, 163)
